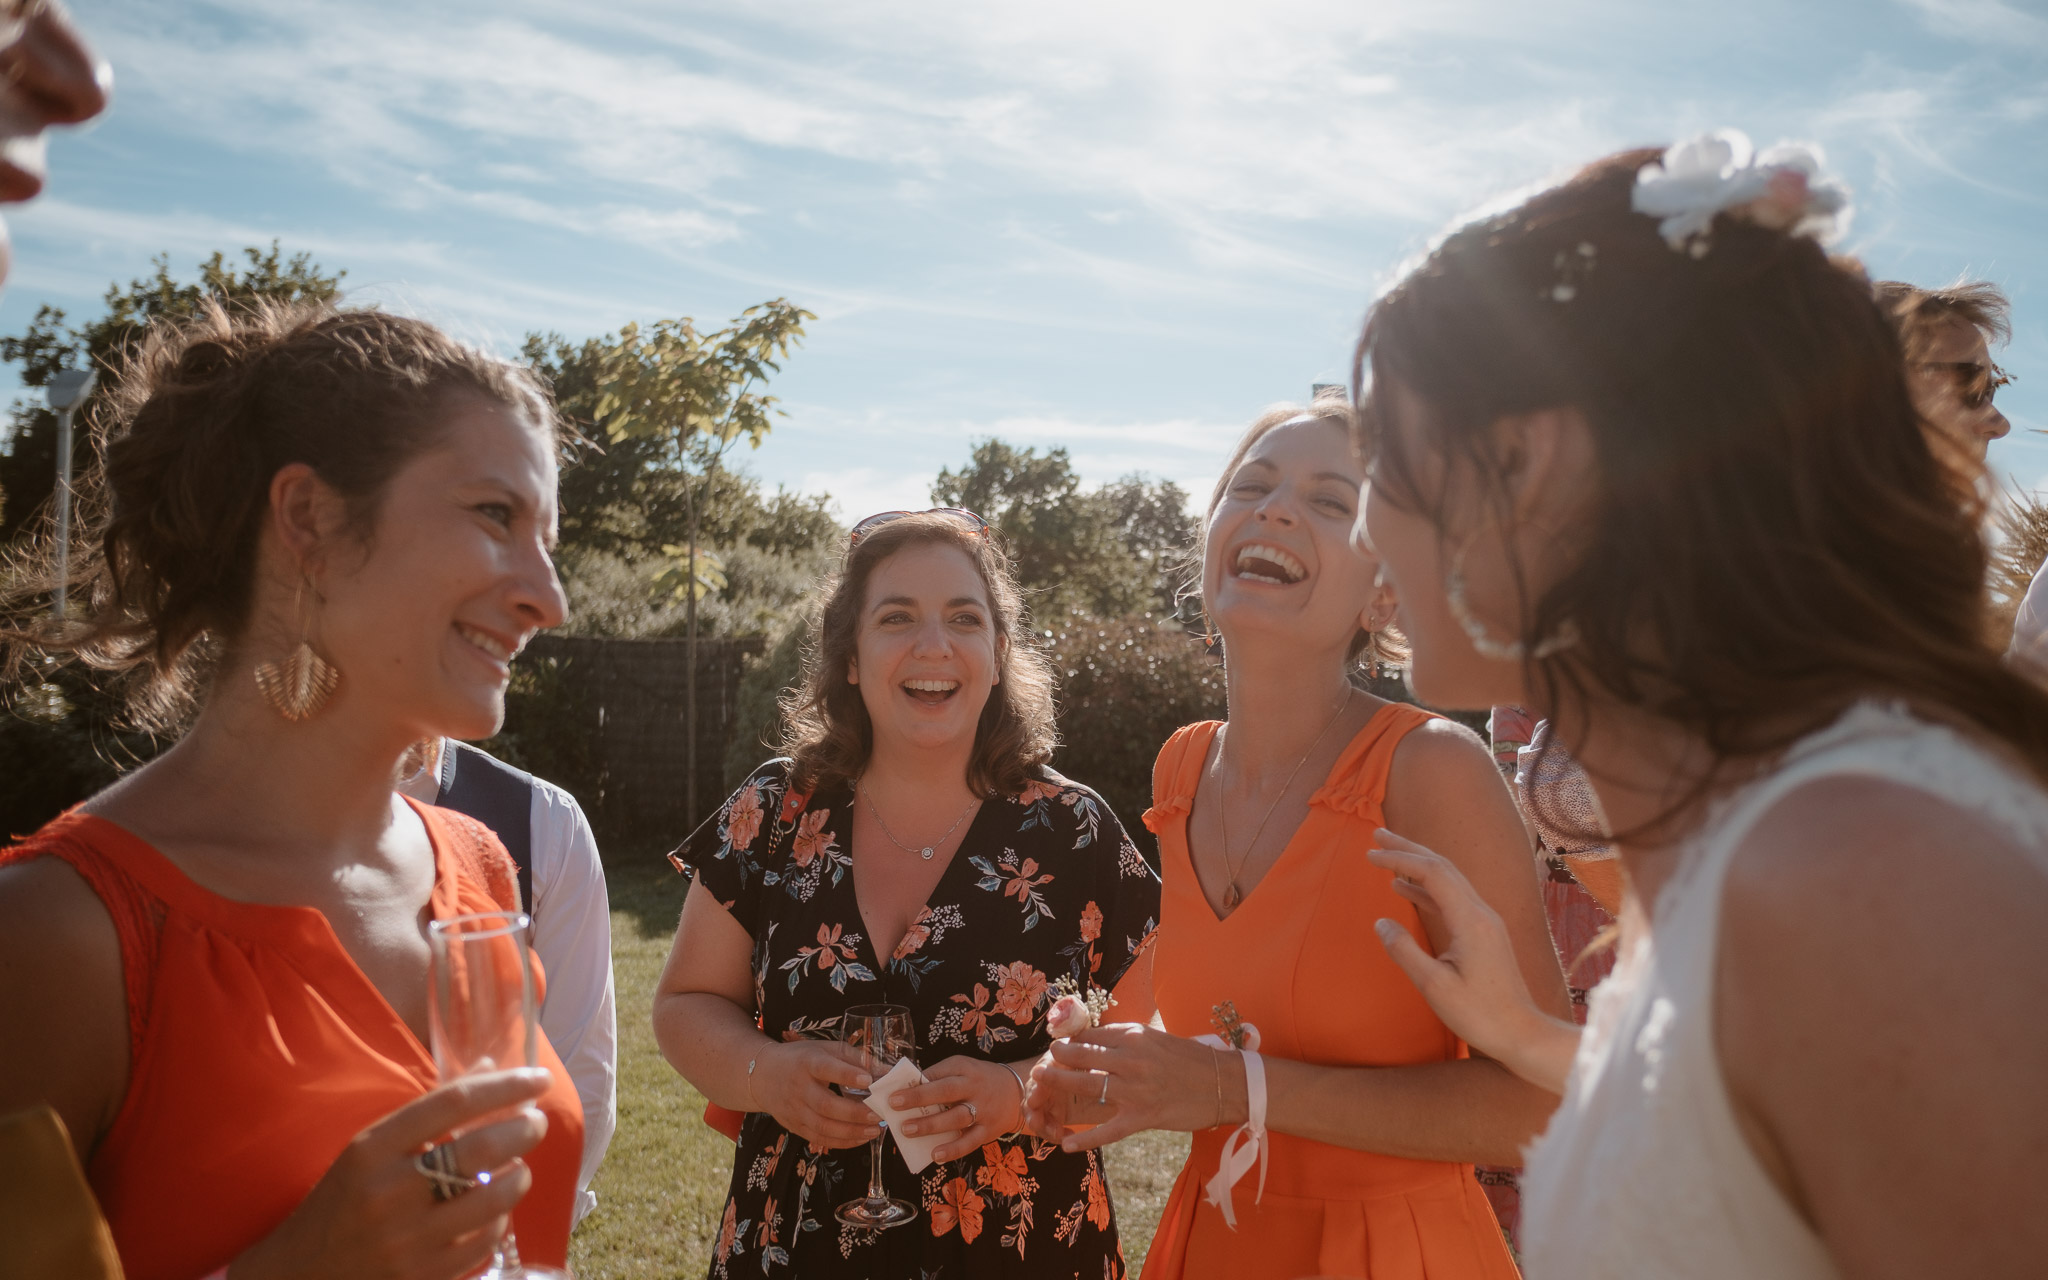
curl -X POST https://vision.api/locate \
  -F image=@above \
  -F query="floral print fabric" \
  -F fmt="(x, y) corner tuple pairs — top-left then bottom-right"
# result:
(678, 759), (1161, 1280)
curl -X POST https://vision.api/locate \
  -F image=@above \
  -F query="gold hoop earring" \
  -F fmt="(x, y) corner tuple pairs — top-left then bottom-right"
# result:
(1443, 529), (1578, 663)
(255, 577), (342, 721)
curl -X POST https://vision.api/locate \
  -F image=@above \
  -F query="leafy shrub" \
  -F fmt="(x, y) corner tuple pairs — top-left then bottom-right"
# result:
(1041, 614), (1226, 852)
(723, 623), (807, 783)
(557, 542), (832, 641)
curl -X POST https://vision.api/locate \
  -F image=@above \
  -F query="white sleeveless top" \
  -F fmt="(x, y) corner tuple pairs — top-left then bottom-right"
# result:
(1520, 703), (2048, 1278)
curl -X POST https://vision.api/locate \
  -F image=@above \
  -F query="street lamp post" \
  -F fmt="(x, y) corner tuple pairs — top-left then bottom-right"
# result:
(45, 367), (97, 620)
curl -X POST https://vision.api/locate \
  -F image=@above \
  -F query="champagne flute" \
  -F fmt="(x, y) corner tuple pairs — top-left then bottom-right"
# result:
(426, 911), (568, 1280)
(834, 1002), (918, 1229)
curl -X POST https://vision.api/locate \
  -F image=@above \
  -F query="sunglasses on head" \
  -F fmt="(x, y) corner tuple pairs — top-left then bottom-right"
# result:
(848, 507), (991, 545)
(1919, 360), (2015, 411)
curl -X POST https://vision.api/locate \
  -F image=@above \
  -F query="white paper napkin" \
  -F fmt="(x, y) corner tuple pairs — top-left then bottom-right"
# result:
(860, 1057), (948, 1175)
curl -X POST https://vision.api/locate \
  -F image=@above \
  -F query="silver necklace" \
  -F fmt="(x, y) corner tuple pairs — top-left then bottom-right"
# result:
(1216, 687), (1352, 910)
(859, 782), (980, 861)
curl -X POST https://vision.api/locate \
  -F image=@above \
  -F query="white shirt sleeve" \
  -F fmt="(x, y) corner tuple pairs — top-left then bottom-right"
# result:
(2010, 558), (2048, 669)
(527, 782), (618, 1228)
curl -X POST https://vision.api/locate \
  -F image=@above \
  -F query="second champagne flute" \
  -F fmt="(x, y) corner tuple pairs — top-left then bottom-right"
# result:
(835, 1002), (918, 1229)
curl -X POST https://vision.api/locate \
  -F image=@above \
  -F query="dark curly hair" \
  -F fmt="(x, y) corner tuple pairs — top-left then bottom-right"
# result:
(780, 512), (1058, 797)
(1353, 145), (2048, 838)
(0, 297), (563, 731)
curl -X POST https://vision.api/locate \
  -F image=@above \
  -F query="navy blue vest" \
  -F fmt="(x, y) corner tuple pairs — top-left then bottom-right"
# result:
(433, 741), (536, 913)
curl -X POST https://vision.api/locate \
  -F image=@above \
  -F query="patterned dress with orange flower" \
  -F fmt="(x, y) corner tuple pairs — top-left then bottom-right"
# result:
(676, 759), (1161, 1280)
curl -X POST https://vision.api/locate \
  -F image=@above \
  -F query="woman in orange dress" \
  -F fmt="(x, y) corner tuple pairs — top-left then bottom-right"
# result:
(1027, 399), (1572, 1279)
(0, 302), (584, 1280)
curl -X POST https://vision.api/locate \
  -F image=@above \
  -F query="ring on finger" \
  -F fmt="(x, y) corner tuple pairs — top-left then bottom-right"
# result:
(1097, 1073), (1110, 1106)
(963, 1101), (978, 1122)
(414, 1141), (482, 1203)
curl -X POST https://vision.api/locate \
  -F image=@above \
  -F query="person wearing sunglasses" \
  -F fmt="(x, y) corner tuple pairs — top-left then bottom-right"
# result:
(1874, 279), (2013, 466)
(1869, 282), (2048, 672)
(654, 508), (1159, 1280)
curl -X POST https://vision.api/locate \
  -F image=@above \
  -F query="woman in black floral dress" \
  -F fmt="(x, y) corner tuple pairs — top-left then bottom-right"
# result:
(654, 510), (1160, 1280)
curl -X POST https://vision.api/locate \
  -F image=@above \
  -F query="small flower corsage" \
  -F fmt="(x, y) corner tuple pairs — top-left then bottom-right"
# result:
(1047, 976), (1111, 1039)
(1197, 998), (1269, 1229)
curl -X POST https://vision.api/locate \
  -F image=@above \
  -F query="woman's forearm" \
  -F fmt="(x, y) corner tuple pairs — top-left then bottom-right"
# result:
(1491, 1011), (1582, 1096)
(1254, 1054), (1563, 1167)
(651, 989), (772, 1112)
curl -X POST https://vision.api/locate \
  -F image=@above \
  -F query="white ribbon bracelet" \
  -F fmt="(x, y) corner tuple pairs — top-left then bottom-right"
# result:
(1193, 1025), (1268, 1230)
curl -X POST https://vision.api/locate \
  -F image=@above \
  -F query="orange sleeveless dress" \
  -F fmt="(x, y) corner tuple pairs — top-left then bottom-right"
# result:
(1140, 708), (1520, 1280)
(0, 800), (584, 1280)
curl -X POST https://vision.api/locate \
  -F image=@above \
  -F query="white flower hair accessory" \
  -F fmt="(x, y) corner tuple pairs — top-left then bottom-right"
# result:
(1630, 129), (1851, 258)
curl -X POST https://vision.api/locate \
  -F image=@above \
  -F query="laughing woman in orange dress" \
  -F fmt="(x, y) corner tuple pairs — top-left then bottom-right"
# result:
(1027, 399), (1571, 1279)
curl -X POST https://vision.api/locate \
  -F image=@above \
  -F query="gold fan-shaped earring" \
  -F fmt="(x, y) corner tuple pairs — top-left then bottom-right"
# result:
(255, 577), (342, 721)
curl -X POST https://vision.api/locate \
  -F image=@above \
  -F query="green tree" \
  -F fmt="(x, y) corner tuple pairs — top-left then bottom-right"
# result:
(527, 328), (841, 582)
(1041, 615), (1224, 852)
(1089, 474), (1199, 615)
(586, 300), (815, 823)
(0, 244), (344, 540)
(932, 440), (1194, 620)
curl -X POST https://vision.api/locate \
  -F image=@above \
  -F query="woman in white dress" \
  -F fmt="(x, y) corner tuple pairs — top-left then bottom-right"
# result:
(1349, 132), (2048, 1277)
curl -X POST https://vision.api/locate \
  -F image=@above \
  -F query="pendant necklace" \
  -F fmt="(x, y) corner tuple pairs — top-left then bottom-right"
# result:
(860, 781), (981, 860)
(1216, 687), (1353, 911)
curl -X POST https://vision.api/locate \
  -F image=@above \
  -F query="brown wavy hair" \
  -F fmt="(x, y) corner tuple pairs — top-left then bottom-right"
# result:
(1352, 146), (2048, 837)
(0, 297), (561, 731)
(1873, 278), (2012, 355)
(1192, 394), (1407, 673)
(781, 512), (1058, 797)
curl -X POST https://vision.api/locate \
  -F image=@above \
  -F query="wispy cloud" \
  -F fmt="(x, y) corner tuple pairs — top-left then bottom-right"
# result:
(1893, 0), (2048, 49)
(87, 0), (1622, 292)
(22, 0), (2048, 507)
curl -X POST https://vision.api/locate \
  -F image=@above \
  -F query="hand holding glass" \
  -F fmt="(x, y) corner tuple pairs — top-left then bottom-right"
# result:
(835, 1003), (918, 1229)
(427, 911), (568, 1279)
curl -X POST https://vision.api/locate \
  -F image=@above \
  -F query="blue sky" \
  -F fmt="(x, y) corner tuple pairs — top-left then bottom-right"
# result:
(6, 0), (2045, 520)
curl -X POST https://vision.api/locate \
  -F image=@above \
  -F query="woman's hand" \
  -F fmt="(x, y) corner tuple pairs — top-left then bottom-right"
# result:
(1020, 1057), (1121, 1141)
(752, 1040), (884, 1151)
(1018, 1059), (1074, 1141)
(1031, 1023), (1240, 1152)
(1369, 828), (1581, 1094)
(227, 1068), (552, 1280)
(889, 1054), (1034, 1163)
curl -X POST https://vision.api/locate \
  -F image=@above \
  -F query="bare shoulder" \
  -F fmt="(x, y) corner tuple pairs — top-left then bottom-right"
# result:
(1718, 774), (2048, 1268)
(1720, 775), (2048, 1047)
(1382, 713), (1528, 875)
(1385, 715), (1511, 825)
(0, 855), (130, 1158)
(0, 854), (123, 970)
(1380, 708), (1566, 1012)
(1724, 773), (2048, 956)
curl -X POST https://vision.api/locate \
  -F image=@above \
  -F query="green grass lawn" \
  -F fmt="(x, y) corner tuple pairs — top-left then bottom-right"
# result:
(568, 857), (1192, 1278)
